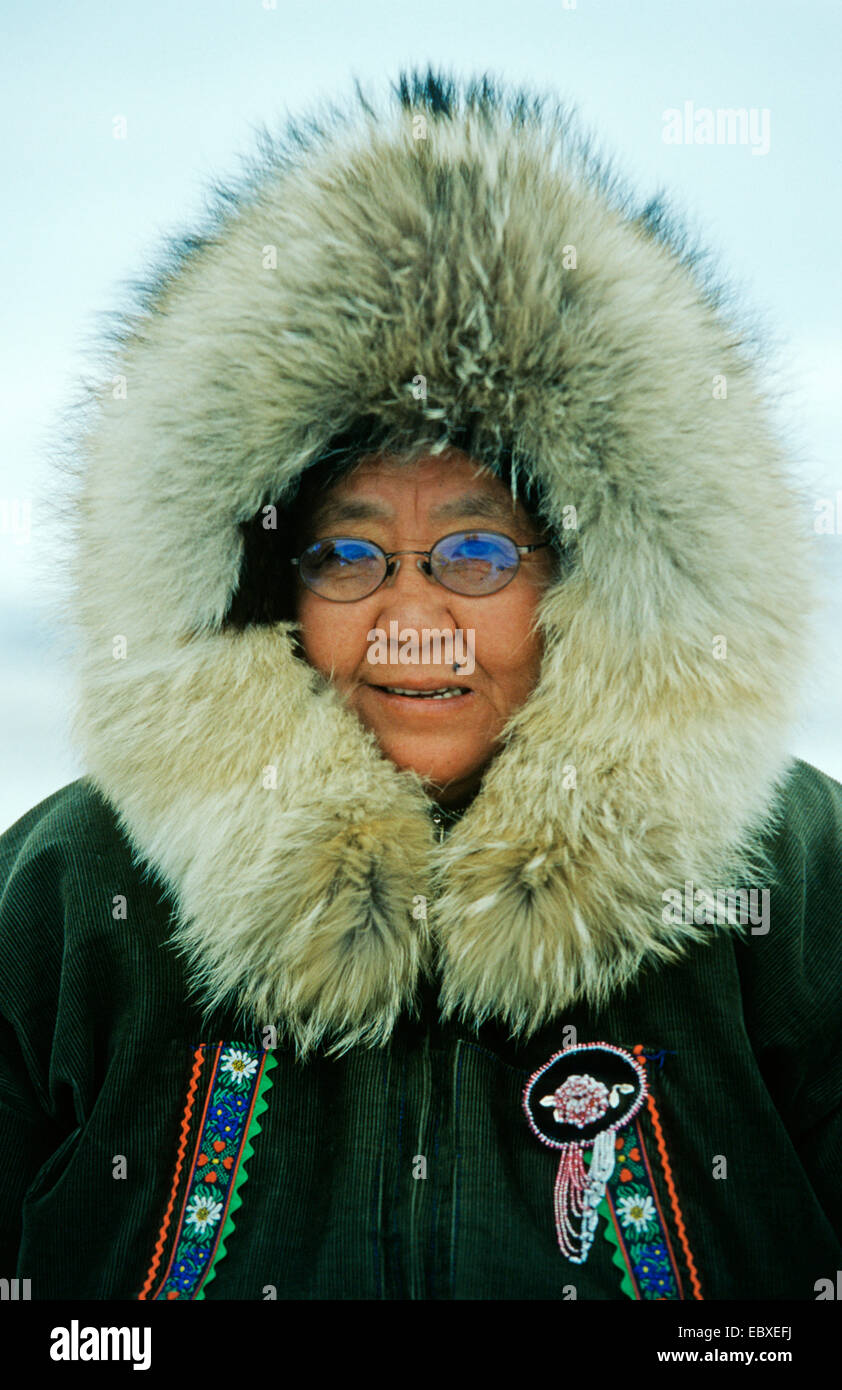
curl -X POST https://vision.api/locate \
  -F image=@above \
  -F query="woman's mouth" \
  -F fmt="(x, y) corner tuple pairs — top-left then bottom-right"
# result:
(382, 685), (469, 700)
(367, 683), (474, 708)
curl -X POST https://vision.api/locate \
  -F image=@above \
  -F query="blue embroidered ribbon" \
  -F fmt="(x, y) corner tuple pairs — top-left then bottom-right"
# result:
(149, 1042), (276, 1300)
(599, 1114), (685, 1299)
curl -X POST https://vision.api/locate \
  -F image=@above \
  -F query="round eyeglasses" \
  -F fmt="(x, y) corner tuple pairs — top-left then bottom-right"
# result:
(291, 530), (552, 601)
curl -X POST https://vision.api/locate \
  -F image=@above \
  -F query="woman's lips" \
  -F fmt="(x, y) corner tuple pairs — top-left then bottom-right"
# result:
(366, 684), (475, 711)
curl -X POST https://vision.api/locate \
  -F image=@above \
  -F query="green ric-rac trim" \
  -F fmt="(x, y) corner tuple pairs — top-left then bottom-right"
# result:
(196, 1048), (277, 1299)
(600, 1192), (638, 1300)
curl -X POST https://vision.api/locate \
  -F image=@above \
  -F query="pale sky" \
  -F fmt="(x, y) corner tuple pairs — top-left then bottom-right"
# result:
(1, 0), (840, 829)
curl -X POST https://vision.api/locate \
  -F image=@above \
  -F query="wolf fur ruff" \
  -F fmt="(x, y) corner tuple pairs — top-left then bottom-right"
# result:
(62, 70), (816, 1056)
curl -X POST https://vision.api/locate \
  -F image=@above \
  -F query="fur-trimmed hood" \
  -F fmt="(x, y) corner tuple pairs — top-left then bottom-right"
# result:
(62, 69), (816, 1057)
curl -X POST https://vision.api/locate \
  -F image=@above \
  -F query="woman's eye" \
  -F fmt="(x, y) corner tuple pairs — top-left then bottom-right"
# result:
(316, 550), (345, 568)
(311, 546), (380, 573)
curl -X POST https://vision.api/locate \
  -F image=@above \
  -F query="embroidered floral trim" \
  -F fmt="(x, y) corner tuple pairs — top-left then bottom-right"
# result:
(600, 1114), (684, 1300)
(143, 1042), (276, 1300)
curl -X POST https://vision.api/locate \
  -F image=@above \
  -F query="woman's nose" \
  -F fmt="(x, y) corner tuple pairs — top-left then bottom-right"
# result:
(382, 555), (435, 587)
(373, 553), (456, 627)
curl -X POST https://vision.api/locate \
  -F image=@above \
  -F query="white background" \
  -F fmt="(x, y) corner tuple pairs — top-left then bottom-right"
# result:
(1, 0), (840, 831)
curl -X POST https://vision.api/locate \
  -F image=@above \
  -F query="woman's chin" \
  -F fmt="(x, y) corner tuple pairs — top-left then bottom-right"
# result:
(378, 743), (488, 804)
(347, 689), (497, 799)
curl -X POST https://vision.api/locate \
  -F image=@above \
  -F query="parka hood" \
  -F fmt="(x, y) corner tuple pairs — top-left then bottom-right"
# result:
(63, 69), (816, 1056)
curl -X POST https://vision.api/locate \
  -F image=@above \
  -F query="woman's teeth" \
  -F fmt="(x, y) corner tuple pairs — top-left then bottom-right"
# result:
(383, 687), (468, 699)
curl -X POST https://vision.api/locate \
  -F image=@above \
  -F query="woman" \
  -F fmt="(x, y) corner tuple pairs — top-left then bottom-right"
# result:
(0, 69), (840, 1302)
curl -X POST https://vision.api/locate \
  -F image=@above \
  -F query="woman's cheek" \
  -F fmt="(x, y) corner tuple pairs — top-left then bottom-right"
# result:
(476, 598), (541, 676)
(297, 600), (374, 687)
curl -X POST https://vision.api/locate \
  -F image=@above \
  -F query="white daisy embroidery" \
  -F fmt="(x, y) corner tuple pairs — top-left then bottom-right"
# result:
(185, 1194), (224, 1235)
(616, 1192), (656, 1233)
(220, 1049), (259, 1085)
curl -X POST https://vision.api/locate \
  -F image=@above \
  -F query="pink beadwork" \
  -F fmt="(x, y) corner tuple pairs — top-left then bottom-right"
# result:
(544, 1074), (609, 1127)
(523, 1041), (649, 1266)
(554, 1145), (589, 1256)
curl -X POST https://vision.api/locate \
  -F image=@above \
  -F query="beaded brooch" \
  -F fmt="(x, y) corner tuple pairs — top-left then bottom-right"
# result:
(523, 1041), (703, 1299)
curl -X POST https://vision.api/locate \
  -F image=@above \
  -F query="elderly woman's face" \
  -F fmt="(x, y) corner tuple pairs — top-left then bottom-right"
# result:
(295, 450), (556, 806)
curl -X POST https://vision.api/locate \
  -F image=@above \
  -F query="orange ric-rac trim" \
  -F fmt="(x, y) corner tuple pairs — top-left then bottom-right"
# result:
(138, 1044), (207, 1300)
(633, 1044), (704, 1300)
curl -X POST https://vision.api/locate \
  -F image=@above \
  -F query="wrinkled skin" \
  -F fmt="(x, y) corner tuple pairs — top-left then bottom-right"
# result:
(295, 449), (557, 807)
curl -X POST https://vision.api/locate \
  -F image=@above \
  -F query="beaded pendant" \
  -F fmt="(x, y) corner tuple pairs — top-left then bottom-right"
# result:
(523, 1042), (647, 1264)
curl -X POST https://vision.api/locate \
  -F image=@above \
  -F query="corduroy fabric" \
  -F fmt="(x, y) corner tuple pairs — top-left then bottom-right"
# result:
(0, 758), (840, 1300)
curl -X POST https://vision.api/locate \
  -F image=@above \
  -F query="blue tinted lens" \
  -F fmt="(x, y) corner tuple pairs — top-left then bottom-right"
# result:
(299, 538), (385, 597)
(431, 532), (519, 593)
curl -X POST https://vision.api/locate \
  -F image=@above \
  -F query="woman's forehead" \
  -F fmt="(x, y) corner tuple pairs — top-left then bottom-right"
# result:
(313, 450), (523, 523)
(313, 488), (523, 532)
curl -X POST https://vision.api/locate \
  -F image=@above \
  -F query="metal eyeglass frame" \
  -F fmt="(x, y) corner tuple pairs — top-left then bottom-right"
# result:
(290, 530), (553, 601)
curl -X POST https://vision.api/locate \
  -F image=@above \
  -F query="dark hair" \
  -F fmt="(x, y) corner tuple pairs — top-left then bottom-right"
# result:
(223, 418), (553, 630)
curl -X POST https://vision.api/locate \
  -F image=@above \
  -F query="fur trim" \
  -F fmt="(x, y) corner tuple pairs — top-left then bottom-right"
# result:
(60, 69), (817, 1056)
